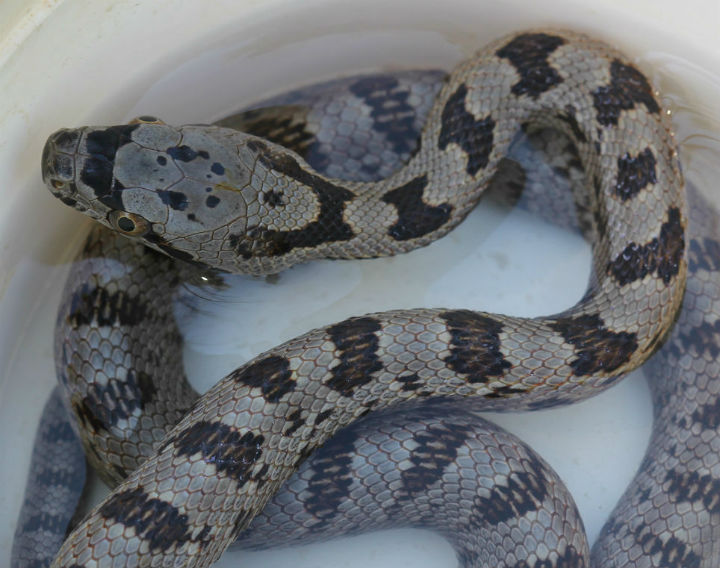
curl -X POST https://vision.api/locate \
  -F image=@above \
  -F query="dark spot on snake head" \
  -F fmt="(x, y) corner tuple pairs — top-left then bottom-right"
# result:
(168, 421), (265, 485)
(263, 189), (285, 207)
(85, 124), (139, 162)
(156, 155), (167, 166)
(495, 33), (567, 99)
(211, 162), (225, 175)
(166, 145), (207, 162)
(205, 195), (220, 208)
(592, 59), (661, 127)
(79, 125), (139, 198)
(157, 190), (189, 211)
(230, 355), (295, 402)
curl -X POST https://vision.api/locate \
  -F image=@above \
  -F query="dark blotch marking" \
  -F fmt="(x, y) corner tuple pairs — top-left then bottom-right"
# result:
(211, 162), (225, 175)
(484, 384), (528, 398)
(349, 75), (420, 156)
(166, 145), (208, 163)
(607, 206), (685, 286)
(399, 422), (469, 496)
(156, 155), (167, 166)
(398, 373), (423, 392)
(441, 310), (511, 384)
(438, 84), (496, 176)
(225, 106), (318, 162)
(315, 408), (334, 424)
(550, 313), (638, 376)
(80, 124), (139, 204)
(592, 59), (661, 127)
(263, 189), (285, 207)
(158, 190), (189, 211)
(205, 195), (220, 208)
(168, 421), (264, 484)
(230, 354), (295, 403)
(669, 319), (720, 363)
(496, 33), (567, 99)
(67, 282), (147, 327)
(71, 398), (108, 435)
(229, 140), (355, 258)
(666, 470), (720, 513)
(77, 161), (109, 198)
(282, 409), (305, 437)
(688, 237), (720, 273)
(615, 148), (657, 201)
(690, 396), (720, 430)
(592, 174), (609, 242)
(325, 317), (383, 396)
(302, 429), (357, 525)
(381, 174), (452, 241)
(635, 526), (700, 568)
(85, 124), (139, 162)
(77, 369), (156, 432)
(98, 487), (206, 552)
(473, 453), (549, 525)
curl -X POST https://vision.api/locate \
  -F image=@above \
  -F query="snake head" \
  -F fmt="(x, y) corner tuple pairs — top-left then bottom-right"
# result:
(41, 118), (282, 268)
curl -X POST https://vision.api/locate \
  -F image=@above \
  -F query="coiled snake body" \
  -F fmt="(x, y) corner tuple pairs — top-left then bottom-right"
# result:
(34, 30), (698, 566)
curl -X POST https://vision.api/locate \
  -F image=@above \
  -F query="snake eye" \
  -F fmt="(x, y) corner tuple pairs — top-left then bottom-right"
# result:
(108, 211), (151, 236)
(129, 116), (166, 125)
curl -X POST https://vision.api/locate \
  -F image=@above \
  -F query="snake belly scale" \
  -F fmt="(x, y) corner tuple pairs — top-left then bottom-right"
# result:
(39, 30), (687, 566)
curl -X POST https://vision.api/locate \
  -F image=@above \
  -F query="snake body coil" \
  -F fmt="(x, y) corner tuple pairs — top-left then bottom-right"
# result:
(39, 30), (689, 566)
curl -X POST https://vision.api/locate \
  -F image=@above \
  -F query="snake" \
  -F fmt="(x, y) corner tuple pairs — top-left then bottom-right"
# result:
(32, 29), (695, 566)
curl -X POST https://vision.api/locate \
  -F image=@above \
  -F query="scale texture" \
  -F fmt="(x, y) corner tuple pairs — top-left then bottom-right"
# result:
(35, 30), (696, 567)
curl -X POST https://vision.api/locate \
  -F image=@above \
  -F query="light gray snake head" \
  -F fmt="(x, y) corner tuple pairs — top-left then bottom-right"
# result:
(42, 116), (309, 269)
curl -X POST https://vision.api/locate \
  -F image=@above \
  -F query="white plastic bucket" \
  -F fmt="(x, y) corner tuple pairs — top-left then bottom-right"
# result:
(1, 1), (719, 566)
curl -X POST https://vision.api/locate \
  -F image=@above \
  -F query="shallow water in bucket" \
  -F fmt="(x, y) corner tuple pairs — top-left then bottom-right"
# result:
(1, 1), (719, 566)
